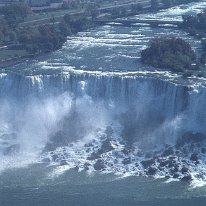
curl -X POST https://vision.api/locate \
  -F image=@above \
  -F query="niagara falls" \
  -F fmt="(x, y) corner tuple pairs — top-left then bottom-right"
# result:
(1, 0), (206, 205)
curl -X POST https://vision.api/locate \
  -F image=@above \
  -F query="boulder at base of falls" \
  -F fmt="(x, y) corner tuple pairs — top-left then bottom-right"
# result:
(173, 172), (181, 179)
(190, 153), (198, 162)
(87, 152), (101, 160)
(141, 159), (155, 169)
(161, 147), (174, 157)
(122, 157), (131, 165)
(181, 174), (192, 181)
(84, 162), (91, 170)
(51, 153), (59, 161)
(87, 139), (115, 160)
(93, 160), (105, 171)
(60, 159), (67, 166)
(181, 166), (189, 174)
(101, 139), (115, 153)
(147, 166), (158, 175)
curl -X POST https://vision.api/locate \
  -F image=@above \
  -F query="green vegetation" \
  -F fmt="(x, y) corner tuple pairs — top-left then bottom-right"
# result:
(0, 3), (32, 23)
(17, 15), (92, 55)
(0, 3), (93, 61)
(141, 37), (196, 72)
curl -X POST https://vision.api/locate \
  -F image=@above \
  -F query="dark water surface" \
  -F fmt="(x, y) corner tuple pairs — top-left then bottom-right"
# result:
(1, 165), (206, 206)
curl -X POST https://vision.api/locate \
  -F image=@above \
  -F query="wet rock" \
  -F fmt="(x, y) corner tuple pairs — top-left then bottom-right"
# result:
(137, 150), (144, 157)
(86, 148), (91, 153)
(42, 157), (50, 163)
(88, 139), (114, 160)
(122, 157), (131, 165)
(101, 139), (114, 153)
(122, 148), (130, 155)
(168, 161), (176, 168)
(190, 153), (198, 162)
(201, 148), (206, 154)
(173, 172), (180, 178)
(161, 147), (174, 157)
(84, 162), (91, 170)
(141, 159), (155, 169)
(84, 143), (93, 147)
(145, 153), (153, 158)
(181, 174), (192, 181)
(51, 154), (59, 161)
(74, 166), (79, 171)
(87, 152), (101, 160)
(147, 166), (157, 175)
(159, 159), (170, 167)
(165, 175), (171, 179)
(181, 166), (189, 174)
(172, 165), (179, 173)
(60, 159), (67, 166)
(93, 160), (105, 171)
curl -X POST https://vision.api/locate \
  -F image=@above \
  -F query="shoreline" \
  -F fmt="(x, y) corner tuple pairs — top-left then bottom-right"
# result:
(0, 0), (201, 70)
(0, 54), (35, 69)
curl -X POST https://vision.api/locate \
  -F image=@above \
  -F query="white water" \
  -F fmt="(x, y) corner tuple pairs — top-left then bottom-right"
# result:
(0, 72), (205, 173)
(1, 1), (206, 185)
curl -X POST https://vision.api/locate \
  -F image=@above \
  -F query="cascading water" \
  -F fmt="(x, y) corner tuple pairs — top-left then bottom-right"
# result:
(1, 71), (206, 181)
(1, 0), (206, 185)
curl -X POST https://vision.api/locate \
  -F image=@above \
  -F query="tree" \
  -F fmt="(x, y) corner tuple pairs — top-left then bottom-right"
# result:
(141, 37), (196, 72)
(59, 21), (72, 36)
(64, 14), (71, 24)
(18, 34), (31, 44)
(1, 3), (32, 22)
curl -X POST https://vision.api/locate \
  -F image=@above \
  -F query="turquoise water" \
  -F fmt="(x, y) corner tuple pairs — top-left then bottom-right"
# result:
(1, 165), (206, 206)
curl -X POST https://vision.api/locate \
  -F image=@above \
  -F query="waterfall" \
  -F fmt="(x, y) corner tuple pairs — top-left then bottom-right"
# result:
(0, 72), (205, 173)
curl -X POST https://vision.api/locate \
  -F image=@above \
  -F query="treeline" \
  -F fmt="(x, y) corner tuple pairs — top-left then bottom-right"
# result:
(141, 37), (197, 72)
(0, 3), (32, 45)
(0, 3), (93, 55)
(18, 15), (92, 54)
(0, 4), (32, 44)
